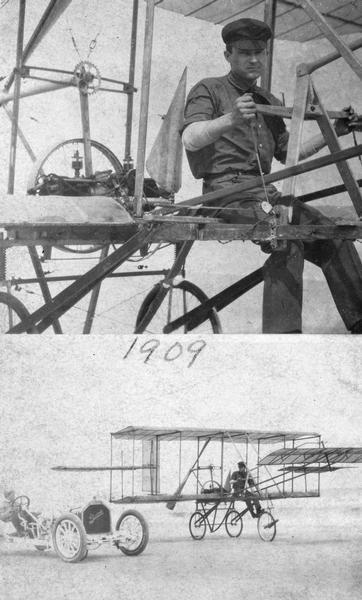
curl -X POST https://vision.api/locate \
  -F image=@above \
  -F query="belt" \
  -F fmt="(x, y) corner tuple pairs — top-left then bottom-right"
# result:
(203, 170), (263, 182)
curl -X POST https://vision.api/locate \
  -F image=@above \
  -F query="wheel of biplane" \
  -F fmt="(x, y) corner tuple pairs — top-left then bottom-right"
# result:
(52, 512), (88, 562)
(225, 509), (243, 538)
(257, 511), (277, 542)
(0, 292), (38, 334)
(135, 280), (222, 334)
(189, 511), (207, 540)
(114, 509), (149, 556)
(27, 138), (124, 254)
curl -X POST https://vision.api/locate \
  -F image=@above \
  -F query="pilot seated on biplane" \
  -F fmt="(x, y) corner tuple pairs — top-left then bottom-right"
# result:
(181, 18), (362, 334)
(230, 461), (263, 518)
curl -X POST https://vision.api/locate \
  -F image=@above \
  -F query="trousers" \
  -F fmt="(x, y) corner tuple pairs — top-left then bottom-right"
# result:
(203, 174), (362, 333)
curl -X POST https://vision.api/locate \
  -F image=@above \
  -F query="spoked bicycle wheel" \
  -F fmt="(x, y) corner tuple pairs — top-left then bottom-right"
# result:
(0, 292), (36, 334)
(135, 280), (222, 334)
(225, 509), (243, 538)
(27, 138), (124, 254)
(189, 511), (206, 540)
(257, 511), (277, 542)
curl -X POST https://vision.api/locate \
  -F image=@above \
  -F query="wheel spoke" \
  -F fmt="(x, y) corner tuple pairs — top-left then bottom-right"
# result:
(136, 281), (222, 334)
(118, 515), (143, 550)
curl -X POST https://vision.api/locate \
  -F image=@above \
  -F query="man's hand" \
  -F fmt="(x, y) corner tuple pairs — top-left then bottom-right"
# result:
(334, 106), (360, 137)
(232, 93), (257, 124)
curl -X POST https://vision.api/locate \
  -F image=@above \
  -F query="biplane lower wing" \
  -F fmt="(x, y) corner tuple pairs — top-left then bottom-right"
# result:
(259, 447), (362, 466)
(111, 490), (320, 504)
(52, 465), (156, 472)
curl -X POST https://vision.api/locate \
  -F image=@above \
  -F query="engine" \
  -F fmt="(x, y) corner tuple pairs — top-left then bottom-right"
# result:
(28, 169), (165, 201)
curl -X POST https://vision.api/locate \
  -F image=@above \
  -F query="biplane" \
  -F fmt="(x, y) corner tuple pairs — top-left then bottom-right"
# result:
(53, 426), (362, 543)
(0, 0), (362, 333)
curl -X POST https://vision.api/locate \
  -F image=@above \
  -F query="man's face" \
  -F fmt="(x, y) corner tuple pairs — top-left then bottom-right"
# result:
(225, 44), (267, 82)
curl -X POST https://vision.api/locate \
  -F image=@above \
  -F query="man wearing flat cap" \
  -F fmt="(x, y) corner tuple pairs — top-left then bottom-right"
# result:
(230, 461), (263, 517)
(182, 18), (362, 334)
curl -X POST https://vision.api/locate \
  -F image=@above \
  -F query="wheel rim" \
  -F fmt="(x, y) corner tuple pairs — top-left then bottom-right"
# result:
(225, 510), (243, 537)
(55, 519), (82, 559)
(0, 293), (32, 334)
(201, 480), (221, 494)
(117, 515), (144, 552)
(29, 139), (123, 184)
(189, 512), (206, 540)
(27, 138), (123, 254)
(136, 281), (222, 334)
(257, 511), (276, 542)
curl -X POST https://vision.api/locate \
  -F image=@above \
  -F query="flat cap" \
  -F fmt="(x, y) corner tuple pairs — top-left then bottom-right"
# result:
(222, 18), (272, 49)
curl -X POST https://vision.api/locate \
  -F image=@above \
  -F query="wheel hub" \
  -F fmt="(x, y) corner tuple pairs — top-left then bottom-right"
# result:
(73, 61), (101, 95)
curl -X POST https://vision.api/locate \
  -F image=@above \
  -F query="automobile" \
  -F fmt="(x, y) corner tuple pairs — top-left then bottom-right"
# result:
(4, 494), (149, 563)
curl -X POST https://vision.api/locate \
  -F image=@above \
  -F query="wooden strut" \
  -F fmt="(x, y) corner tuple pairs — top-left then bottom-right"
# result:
(134, 240), (193, 333)
(82, 244), (109, 334)
(281, 75), (362, 219)
(156, 144), (362, 213)
(8, 0), (26, 194)
(79, 87), (93, 177)
(134, 0), (156, 216)
(279, 4), (362, 220)
(163, 268), (264, 334)
(7, 226), (156, 334)
(297, 0), (362, 81)
(27, 246), (62, 333)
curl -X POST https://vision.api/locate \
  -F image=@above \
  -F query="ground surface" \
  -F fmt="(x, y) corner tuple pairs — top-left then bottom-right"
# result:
(1, 496), (361, 600)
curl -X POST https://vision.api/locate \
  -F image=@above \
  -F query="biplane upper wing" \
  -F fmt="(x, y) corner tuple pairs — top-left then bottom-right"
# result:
(154, 0), (362, 42)
(259, 447), (362, 466)
(111, 426), (318, 443)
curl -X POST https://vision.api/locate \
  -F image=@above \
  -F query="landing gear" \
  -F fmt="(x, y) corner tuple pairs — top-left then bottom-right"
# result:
(257, 511), (277, 542)
(189, 511), (206, 540)
(136, 280), (222, 334)
(225, 510), (243, 538)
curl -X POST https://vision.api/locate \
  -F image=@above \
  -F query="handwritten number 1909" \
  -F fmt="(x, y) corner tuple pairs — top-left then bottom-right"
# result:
(123, 338), (206, 367)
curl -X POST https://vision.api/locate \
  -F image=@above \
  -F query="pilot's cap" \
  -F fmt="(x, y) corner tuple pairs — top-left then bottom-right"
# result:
(237, 461), (246, 468)
(222, 18), (272, 51)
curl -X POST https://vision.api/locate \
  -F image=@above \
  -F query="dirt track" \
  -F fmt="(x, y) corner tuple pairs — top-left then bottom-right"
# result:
(1, 504), (361, 600)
